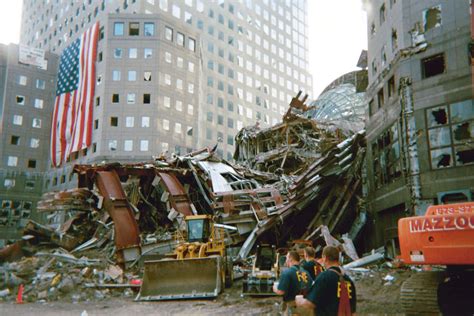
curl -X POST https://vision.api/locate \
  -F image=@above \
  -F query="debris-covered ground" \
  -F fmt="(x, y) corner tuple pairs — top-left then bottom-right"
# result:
(0, 266), (413, 315)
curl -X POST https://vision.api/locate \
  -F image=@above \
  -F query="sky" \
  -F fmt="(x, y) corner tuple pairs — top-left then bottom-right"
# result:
(0, 0), (367, 99)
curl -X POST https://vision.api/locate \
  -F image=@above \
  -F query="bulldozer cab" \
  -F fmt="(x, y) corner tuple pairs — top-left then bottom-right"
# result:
(255, 244), (276, 271)
(186, 215), (211, 242)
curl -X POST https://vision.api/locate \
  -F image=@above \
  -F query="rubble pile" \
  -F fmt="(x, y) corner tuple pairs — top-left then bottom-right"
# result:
(0, 249), (141, 302)
(0, 92), (369, 302)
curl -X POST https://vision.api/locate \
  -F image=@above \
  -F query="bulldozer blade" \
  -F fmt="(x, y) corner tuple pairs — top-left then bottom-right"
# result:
(136, 256), (223, 301)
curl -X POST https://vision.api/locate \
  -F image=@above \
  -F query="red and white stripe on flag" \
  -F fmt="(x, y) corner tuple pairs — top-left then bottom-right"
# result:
(50, 22), (99, 167)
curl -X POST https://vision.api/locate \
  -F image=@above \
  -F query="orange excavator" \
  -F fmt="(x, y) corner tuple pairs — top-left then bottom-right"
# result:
(398, 201), (474, 314)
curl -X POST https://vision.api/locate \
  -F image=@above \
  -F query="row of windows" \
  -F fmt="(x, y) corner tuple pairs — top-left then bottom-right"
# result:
(11, 115), (43, 129)
(16, 75), (47, 90)
(370, 53), (446, 116)
(6, 156), (37, 169)
(13, 96), (45, 109)
(113, 22), (196, 52)
(9, 135), (41, 148)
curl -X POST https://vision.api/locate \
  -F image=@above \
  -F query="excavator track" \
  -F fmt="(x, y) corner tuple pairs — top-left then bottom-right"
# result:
(400, 271), (445, 315)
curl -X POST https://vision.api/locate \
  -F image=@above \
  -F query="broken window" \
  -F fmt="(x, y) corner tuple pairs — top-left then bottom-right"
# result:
(143, 94), (151, 104)
(391, 29), (398, 52)
(455, 147), (474, 165)
(388, 76), (395, 98)
(369, 99), (375, 117)
(431, 148), (453, 168)
(426, 100), (474, 168)
(427, 106), (448, 127)
(10, 135), (20, 145)
(372, 122), (402, 188)
(110, 117), (118, 126)
(108, 140), (117, 151)
(377, 88), (384, 109)
(381, 45), (386, 66)
(144, 72), (152, 81)
(112, 94), (119, 103)
(423, 5), (442, 32)
(129, 22), (139, 36)
(452, 122), (472, 144)
(379, 3), (386, 25)
(27, 159), (36, 168)
(370, 22), (376, 36)
(422, 53), (445, 79)
(16, 95), (25, 105)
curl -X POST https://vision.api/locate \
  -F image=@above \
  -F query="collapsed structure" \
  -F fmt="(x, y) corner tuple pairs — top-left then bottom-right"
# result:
(0, 90), (369, 301)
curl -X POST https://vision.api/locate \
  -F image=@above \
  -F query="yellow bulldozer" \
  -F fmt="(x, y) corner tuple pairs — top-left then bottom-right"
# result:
(136, 215), (233, 301)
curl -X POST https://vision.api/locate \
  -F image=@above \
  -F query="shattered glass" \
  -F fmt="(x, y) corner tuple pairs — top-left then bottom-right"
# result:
(455, 146), (474, 165)
(428, 106), (448, 127)
(450, 100), (474, 123)
(430, 148), (453, 168)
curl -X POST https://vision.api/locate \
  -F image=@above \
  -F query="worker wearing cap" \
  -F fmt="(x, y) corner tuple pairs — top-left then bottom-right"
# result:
(273, 250), (313, 315)
(301, 246), (324, 280)
(296, 246), (357, 316)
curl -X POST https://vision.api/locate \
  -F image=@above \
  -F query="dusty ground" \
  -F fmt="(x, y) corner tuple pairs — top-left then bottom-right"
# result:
(0, 268), (412, 315)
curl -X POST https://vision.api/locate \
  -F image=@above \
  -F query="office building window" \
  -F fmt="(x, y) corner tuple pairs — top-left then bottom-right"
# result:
(141, 116), (150, 127)
(108, 140), (117, 151)
(16, 95), (25, 105)
(188, 37), (196, 51)
(36, 79), (45, 89)
(128, 70), (137, 81)
(144, 48), (153, 58)
(129, 48), (138, 58)
(129, 22), (139, 36)
(114, 22), (124, 36)
(162, 119), (170, 130)
(27, 159), (37, 169)
(10, 135), (20, 145)
(127, 93), (136, 104)
(422, 53), (445, 79)
(30, 138), (39, 148)
(7, 156), (18, 167)
(112, 94), (119, 103)
(165, 52), (172, 63)
(177, 32), (185, 46)
(17, 75), (27, 85)
(126, 116), (135, 127)
(143, 93), (151, 103)
(164, 96), (171, 108)
(32, 118), (42, 128)
(110, 117), (118, 126)
(34, 98), (44, 109)
(172, 5), (181, 18)
(112, 70), (121, 81)
(144, 22), (154, 36)
(114, 48), (123, 58)
(175, 122), (182, 134)
(124, 140), (133, 151)
(372, 122), (402, 188)
(140, 140), (149, 151)
(165, 26), (173, 40)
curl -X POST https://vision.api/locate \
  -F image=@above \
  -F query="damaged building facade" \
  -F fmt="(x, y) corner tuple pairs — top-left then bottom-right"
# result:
(0, 44), (59, 242)
(363, 0), (474, 251)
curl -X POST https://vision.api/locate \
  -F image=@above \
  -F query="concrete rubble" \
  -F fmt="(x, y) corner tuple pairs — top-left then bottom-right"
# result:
(0, 92), (377, 302)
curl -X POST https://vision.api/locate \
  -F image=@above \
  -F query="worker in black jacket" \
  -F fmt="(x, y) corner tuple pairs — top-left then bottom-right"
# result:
(296, 246), (357, 316)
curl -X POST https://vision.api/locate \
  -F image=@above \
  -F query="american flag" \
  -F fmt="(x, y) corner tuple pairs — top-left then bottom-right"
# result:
(50, 22), (99, 167)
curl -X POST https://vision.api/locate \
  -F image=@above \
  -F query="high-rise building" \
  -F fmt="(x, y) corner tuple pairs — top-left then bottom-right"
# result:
(363, 0), (474, 251)
(19, 0), (312, 192)
(0, 44), (59, 240)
